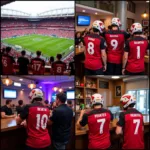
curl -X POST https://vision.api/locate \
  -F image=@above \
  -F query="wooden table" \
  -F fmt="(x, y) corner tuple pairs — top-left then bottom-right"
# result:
(1, 117), (75, 150)
(75, 116), (150, 149)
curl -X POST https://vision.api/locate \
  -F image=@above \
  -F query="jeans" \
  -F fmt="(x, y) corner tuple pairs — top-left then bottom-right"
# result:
(52, 141), (68, 150)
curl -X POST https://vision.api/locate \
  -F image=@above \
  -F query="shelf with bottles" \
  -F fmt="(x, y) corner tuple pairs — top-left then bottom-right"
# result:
(75, 76), (84, 87)
(75, 88), (84, 99)
(85, 77), (98, 89)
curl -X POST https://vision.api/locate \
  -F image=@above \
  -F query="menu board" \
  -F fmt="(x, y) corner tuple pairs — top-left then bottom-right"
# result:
(99, 81), (109, 89)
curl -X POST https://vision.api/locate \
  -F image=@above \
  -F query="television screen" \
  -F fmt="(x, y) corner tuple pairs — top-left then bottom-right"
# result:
(77, 15), (90, 26)
(3, 89), (17, 99)
(67, 91), (75, 100)
(51, 93), (57, 102)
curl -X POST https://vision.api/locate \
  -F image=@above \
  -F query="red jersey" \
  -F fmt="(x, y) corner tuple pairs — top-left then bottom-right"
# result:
(80, 108), (113, 149)
(104, 30), (128, 64)
(124, 36), (149, 73)
(20, 102), (51, 148)
(52, 61), (66, 75)
(84, 34), (106, 70)
(31, 57), (45, 75)
(2, 54), (15, 74)
(117, 108), (144, 149)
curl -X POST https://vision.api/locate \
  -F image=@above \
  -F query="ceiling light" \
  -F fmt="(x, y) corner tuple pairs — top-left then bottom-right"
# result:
(53, 87), (58, 92)
(39, 86), (42, 89)
(2, 76), (13, 86)
(14, 82), (21, 87)
(146, 1), (149, 3)
(69, 87), (72, 89)
(111, 76), (120, 79)
(59, 88), (63, 92)
(95, 12), (98, 15)
(82, 10), (85, 12)
(19, 79), (23, 81)
(28, 83), (36, 89)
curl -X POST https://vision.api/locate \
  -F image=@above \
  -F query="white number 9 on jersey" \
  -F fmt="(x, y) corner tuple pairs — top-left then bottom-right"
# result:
(87, 42), (94, 55)
(111, 39), (118, 50)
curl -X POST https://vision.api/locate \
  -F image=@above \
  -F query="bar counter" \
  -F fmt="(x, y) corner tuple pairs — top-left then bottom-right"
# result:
(1, 117), (75, 150)
(75, 116), (150, 149)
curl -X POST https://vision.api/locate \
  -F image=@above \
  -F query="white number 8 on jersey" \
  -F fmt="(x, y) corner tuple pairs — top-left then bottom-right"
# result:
(87, 42), (94, 55)
(57, 67), (62, 73)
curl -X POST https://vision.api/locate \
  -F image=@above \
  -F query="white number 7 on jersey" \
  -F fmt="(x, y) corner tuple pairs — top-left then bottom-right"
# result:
(133, 119), (140, 134)
(97, 118), (106, 134)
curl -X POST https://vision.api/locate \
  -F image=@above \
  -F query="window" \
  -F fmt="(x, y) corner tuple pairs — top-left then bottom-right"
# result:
(127, 1), (136, 13)
(127, 89), (149, 114)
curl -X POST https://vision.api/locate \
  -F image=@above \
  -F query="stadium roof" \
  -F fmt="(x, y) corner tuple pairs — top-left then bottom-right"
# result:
(1, 1), (74, 17)
(1, 0), (14, 6)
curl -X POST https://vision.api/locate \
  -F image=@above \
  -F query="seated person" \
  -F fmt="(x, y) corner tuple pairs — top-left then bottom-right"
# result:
(30, 51), (45, 75)
(1, 100), (16, 118)
(52, 54), (66, 75)
(16, 100), (24, 115)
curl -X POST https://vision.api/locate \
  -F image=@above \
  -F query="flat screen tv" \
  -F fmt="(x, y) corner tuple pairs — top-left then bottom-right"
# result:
(77, 15), (90, 26)
(3, 89), (17, 99)
(67, 91), (75, 100)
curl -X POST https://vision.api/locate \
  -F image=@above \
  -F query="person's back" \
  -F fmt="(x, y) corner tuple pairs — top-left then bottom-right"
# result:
(120, 109), (144, 149)
(31, 57), (45, 75)
(69, 60), (75, 75)
(116, 94), (144, 149)
(105, 30), (127, 64)
(84, 33), (105, 70)
(125, 36), (149, 73)
(84, 108), (112, 149)
(17, 89), (51, 149)
(2, 47), (15, 75)
(51, 104), (73, 142)
(17, 50), (29, 75)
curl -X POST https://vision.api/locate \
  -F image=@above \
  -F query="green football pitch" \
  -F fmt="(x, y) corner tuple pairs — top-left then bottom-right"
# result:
(2, 34), (74, 57)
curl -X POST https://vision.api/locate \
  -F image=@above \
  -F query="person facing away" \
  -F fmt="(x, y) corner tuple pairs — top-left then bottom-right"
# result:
(16, 88), (51, 150)
(68, 56), (75, 75)
(1, 46), (15, 75)
(49, 93), (73, 150)
(44, 100), (50, 110)
(104, 17), (130, 75)
(83, 20), (107, 75)
(122, 23), (150, 75)
(17, 50), (29, 75)
(30, 51), (45, 75)
(16, 99), (24, 115)
(116, 93), (144, 149)
(1, 99), (16, 118)
(76, 93), (113, 149)
(52, 54), (66, 75)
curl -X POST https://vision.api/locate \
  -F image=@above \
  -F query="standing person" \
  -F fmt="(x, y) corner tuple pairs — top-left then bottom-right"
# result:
(52, 54), (66, 75)
(75, 32), (82, 46)
(49, 93), (73, 150)
(31, 51), (45, 75)
(1, 100), (16, 118)
(122, 23), (150, 75)
(16, 100), (24, 115)
(16, 89), (51, 150)
(83, 20), (107, 75)
(68, 56), (75, 75)
(17, 50), (29, 75)
(104, 17), (130, 75)
(116, 94), (144, 149)
(1, 47), (15, 75)
(44, 100), (50, 109)
(76, 93), (113, 149)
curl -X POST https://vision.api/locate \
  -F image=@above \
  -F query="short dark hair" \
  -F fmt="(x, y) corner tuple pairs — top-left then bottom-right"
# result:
(36, 51), (41, 56)
(56, 54), (62, 60)
(6, 99), (12, 105)
(67, 100), (72, 105)
(50, 56), (54, 62)
(6, 47), (11, 53)
(93, 28), (100, 34)
(56, 93), (66, 103)
(93, 103), (103, 108)
(18, 100), (23, 105)
(21, 50), (26, 56)
(44, 100), (49, 104)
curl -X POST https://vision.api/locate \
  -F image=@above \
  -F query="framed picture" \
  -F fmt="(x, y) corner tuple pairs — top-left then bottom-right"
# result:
(115, 86), (121, 97)
(142, 20), (149, 27)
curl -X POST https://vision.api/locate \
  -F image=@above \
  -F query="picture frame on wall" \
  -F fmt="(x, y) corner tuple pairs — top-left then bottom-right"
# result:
(142, 20), (149, 27)
(115, 85), (121, 97)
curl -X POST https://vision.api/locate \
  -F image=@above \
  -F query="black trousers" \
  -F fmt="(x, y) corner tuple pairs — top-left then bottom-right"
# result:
(25, 145), (51, 150)
(85, 67), (104, 75)
(125, 70), (145, 75)
(106, 62), (122, 75)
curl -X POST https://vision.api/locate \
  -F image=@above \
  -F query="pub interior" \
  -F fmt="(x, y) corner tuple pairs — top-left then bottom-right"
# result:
(75, 75), (149, 149)
(1, 75), (75, 150)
